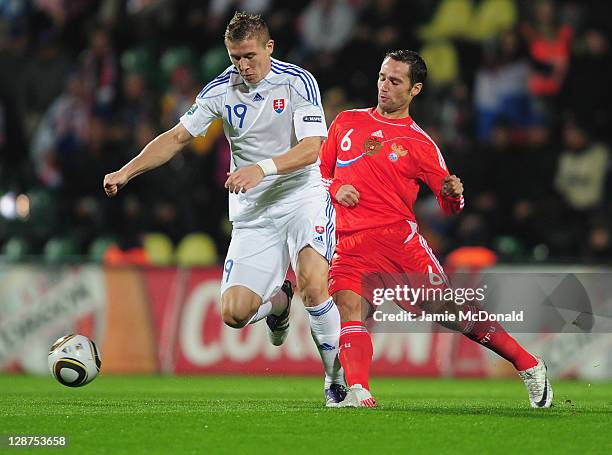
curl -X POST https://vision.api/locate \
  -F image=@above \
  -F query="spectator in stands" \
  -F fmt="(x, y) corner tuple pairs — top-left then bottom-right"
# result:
(474, 29), (533, 143)
(439, 80), (472, 151)
(115, 71), (156, 144)
(23, 27), (71, 134)
(296, 0), (358, 57)
(0, 13), (29, 122)
(584, 220), (612, 262)
(336, 0), (411, 101)
(560, 28), (612, 142)
(79, 25), (117, 114)
(521, 0), (573, 118)
(30, 71), (90, 188)
(0, 90), (28, 189)
(160, 65), (199, 131)
(0, 1), (610, 264)
(555, 118), (609, 212)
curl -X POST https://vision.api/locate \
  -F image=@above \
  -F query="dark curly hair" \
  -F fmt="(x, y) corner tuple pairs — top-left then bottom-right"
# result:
(385, 50), (427, 86)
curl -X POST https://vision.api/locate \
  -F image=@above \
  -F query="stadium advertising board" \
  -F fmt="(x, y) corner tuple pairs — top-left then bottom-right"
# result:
(145, 268), (484, 376)
(2, 265), (610, 379)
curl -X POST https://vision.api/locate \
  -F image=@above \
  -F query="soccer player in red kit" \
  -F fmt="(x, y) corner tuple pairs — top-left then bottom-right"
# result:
(320, 50), (553, 408)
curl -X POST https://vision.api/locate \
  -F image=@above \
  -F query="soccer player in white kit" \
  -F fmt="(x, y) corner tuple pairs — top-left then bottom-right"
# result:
(103, 12), (346, 406)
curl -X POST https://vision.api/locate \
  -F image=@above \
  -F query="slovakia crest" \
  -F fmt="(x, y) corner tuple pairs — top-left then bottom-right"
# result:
(273, 98), (285, 113)
(315, 225), (325, 234)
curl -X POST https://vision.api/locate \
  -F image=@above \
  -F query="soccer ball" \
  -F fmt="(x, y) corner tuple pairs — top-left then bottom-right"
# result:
(48, 334), (101, 387)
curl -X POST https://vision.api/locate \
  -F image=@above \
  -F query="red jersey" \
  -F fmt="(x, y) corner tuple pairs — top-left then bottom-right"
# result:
(320, 108), (464, 235)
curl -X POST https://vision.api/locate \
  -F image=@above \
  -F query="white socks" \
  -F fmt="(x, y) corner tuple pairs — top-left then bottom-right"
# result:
(305, 297), (345, 388)
(246, 286), (289, 325)
(247, 301), (273, 325)
(246, 292), (345, 388)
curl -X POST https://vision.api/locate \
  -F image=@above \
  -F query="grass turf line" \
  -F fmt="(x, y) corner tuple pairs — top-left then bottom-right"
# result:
(1, 375), (611, 454)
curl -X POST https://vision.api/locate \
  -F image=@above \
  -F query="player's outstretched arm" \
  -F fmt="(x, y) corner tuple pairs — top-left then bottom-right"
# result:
(103, 123), (193, 197)
(224, 136), (322, 193)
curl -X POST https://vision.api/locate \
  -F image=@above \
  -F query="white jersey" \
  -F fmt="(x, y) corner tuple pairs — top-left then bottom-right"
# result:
(180, 58), (328, 223)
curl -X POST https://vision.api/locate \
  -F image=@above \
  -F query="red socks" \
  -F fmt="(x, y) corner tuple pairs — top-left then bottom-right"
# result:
(338, 322), (373, 390)
(460, 305), (538, 371)
(338, 307), (537, 389)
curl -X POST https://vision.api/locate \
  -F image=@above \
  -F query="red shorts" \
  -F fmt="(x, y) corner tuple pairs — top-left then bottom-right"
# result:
(329, 220), (448, 308)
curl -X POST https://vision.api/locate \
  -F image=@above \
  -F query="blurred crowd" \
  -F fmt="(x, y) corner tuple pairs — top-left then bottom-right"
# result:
(0, 0), (611, 264)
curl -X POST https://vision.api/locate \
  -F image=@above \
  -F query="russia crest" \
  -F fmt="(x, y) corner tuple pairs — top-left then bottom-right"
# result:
(273, 98), (285, 113)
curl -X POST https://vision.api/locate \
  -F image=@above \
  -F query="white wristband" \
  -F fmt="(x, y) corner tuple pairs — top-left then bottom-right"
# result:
(256, 159), (277, 176)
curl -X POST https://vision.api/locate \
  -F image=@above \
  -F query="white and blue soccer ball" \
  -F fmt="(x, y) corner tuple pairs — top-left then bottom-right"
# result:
(48, 334), (101, 387)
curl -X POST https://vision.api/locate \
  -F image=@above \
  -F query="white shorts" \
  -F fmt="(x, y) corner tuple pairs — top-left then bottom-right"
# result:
(220, 189), (335, 302)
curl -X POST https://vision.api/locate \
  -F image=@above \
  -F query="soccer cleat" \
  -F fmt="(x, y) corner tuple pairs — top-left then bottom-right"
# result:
(325, 383), (348, 407)
(335, 384), (376, 408)
(266, 280), (293, 346)
(518, 359), (553, 408)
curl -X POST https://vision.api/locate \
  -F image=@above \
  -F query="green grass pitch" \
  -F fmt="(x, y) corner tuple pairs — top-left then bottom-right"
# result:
(1, 375), (611, 454)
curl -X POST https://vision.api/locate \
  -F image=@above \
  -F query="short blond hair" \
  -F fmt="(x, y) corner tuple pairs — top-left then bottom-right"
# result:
(224, 11), (270, 45)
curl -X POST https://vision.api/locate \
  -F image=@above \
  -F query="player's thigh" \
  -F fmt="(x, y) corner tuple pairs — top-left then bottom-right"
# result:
(399, 232), (449, 286)
(221, 224), (290, 306)
(329, 228), (392, 306)
(286, 189), (335, 274)
(396, 234), (459, 320)
(295, 245), (329, 306)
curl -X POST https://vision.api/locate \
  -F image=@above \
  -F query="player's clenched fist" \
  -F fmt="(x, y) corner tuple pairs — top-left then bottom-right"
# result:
(225, 165), (265, 194)
(103, 171), (128, 197)
(335, 184), (360, 207)
(441, 175), (463, 198)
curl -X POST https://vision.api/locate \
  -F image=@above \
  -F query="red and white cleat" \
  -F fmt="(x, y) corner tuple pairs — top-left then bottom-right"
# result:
(335, 384), (377, 408)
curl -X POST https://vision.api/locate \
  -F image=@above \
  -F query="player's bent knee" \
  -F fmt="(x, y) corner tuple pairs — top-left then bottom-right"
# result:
(221, 289), (258, 329)
(298, 281), (328, 307)
(221, 307), (248, 329)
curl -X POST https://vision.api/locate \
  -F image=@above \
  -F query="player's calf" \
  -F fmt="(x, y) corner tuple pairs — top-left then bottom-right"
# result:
(296, 247), (345, 399)
(333, 290), (373, 393)
(420, 297), (539, 371)
(419, 298), (462, 332)
(334, 290), (372, 323)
